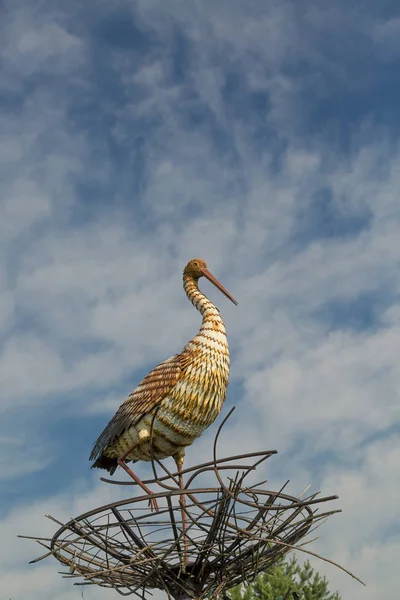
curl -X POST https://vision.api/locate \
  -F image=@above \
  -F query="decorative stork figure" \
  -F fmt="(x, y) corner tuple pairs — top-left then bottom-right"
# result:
(89, 259), (237, 523)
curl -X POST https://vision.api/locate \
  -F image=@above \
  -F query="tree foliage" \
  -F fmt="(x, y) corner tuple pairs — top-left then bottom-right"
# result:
(228, 555), (341, 600)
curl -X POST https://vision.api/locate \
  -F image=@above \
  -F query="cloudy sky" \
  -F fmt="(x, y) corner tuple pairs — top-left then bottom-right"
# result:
(1, 0), (399, 598)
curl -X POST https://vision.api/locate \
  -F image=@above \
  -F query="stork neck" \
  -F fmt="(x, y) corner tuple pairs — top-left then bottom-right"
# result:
(183, 274), (222, 322)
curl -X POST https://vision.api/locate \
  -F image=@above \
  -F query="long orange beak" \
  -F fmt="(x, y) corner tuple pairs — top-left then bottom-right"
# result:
(201, 268), (238, 305)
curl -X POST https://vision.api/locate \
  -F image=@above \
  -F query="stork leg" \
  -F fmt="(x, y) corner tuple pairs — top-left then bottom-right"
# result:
(117, 444), (159, 512)
(174, 455), (189, 564)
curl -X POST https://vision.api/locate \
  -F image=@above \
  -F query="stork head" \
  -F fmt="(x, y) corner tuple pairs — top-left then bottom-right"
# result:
(183, 258), (238, 305)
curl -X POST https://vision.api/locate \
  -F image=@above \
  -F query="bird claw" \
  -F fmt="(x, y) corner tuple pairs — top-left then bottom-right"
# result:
(148, 497), (159, 512)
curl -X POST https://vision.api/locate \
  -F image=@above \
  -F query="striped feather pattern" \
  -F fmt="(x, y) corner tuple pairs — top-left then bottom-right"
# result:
(90, 262), (231, 472)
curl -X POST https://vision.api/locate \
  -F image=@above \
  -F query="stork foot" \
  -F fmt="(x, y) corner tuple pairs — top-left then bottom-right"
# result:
(175, 457), (189, 565)
(117, 458), (159, 512)
(147, 496), (160, 513)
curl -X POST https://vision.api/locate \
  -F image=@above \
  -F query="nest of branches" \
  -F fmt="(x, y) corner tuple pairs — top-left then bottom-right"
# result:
(20, 412), (361, 599)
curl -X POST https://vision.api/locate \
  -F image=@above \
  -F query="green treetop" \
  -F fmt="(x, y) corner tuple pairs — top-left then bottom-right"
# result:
(228, 555), (341, 600)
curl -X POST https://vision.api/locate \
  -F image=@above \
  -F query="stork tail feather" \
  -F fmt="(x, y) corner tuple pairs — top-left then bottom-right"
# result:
(91, 456), (118, 475)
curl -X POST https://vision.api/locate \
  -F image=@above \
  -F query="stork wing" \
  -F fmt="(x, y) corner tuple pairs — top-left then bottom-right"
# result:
(89, 354), (184, 462)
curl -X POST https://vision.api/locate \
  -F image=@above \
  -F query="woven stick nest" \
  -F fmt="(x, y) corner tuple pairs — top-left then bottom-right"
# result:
(20, 411), (362, 599)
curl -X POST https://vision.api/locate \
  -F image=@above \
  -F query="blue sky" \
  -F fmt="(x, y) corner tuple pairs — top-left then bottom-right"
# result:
(1, 1), (400, 598)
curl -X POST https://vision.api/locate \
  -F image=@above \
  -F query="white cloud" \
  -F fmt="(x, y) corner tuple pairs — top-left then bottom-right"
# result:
(0, 478), (132, 599)
(373, 17), (400, 59)
(309, 434), (400, 599)
(0, 435), (52, 480)
(1, 0), (400, 598)
(2, 2), (85, 78)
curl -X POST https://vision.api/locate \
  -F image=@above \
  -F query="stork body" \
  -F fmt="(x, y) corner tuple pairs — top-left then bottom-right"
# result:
(89, 259), (237, 512)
